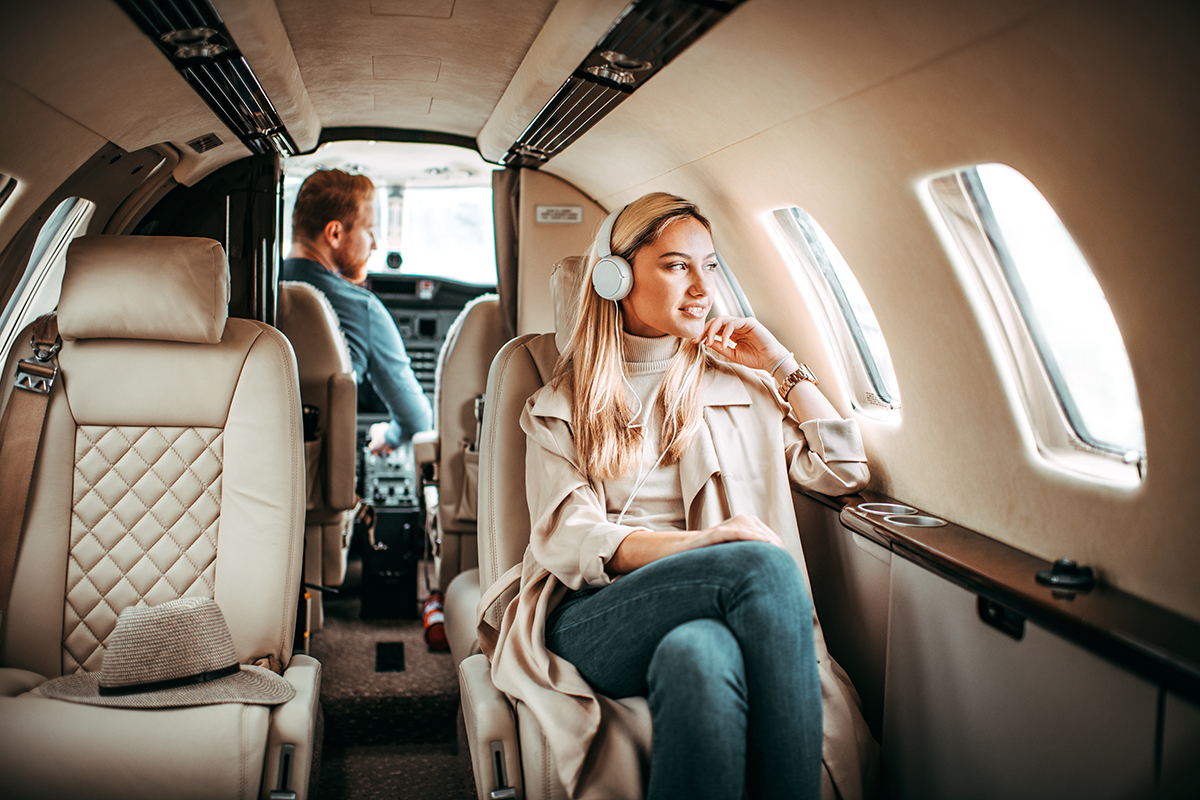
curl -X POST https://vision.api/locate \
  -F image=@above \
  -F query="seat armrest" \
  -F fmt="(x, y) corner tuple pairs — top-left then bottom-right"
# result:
(0, 668), (45, 698)
(444, 568), (481, 668)
(413, 430), (439, 471)
(459, 653), (522, 800)
(326, 373), (359, 511)
(262, 654), (322, 800)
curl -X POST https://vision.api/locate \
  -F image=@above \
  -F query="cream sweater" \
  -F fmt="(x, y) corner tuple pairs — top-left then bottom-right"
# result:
(603, 333), (687, 532)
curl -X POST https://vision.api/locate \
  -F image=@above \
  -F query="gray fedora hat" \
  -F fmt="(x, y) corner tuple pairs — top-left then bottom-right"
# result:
(40, 597), (295, 708)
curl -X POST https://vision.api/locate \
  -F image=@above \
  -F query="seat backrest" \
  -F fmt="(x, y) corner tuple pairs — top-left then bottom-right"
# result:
(275, 281), (357, 514)
(0, 235), (305, 678)
(477, 257), (583, 616)
(434, 297), (505, 515)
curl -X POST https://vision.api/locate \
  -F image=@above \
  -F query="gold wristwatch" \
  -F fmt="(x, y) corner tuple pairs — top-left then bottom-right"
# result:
(778, 363), (818, 400)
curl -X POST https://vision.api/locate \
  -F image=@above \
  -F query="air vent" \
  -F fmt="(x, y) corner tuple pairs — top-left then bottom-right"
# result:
(186, 133), (224, 153)
(115, 0), (298, 158)
(504, 0), (744, 168)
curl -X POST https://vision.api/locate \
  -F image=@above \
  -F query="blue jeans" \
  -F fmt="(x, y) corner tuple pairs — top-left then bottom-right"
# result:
(546, 541), (823, 800)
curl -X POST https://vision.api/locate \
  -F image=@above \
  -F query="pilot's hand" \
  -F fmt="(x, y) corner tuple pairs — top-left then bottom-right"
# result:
(368, 422), (394, 456)
(695, 514), (785, 549)
(695, 316), (790, 374)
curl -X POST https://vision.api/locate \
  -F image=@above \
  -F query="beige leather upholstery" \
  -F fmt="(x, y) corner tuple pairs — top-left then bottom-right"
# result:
(444, 567), (481, 668)
(0, 235), (319, 800)
(454, 258), (590, 798)
(460, 331), (567, 800)
(421, 294), (507, 593)
(58, 235), (229, 344)
(276, 281), (358, 633)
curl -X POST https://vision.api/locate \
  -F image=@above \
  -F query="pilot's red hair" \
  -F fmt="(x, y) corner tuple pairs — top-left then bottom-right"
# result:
(292, 169), (375, 243)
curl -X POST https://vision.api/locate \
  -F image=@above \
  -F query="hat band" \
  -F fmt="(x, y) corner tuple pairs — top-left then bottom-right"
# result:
(96, 662), (241, 697)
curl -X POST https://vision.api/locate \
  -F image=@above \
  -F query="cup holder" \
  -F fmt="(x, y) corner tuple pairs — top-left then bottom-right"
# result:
(858, 502), (917, 516)
(883, 514), (947, 528)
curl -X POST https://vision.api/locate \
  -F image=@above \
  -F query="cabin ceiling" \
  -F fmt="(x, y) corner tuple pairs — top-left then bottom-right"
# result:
(270, 0), (557, 137)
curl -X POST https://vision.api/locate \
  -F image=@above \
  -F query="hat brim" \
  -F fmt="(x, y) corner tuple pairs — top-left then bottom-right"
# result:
(38, 664), (295, 709)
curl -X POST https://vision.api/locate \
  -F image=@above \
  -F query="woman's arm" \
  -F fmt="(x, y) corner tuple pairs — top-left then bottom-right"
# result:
(607, 515), (785, 576)
(699, 315), (869, 495)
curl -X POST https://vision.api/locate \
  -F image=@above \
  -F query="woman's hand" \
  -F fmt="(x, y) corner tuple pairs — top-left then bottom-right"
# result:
(696, 316), (790, 374)
(694, 514), (785, 549)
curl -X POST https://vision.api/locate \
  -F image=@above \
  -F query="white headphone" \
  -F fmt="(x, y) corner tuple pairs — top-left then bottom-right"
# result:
(591, 206), (633, 301)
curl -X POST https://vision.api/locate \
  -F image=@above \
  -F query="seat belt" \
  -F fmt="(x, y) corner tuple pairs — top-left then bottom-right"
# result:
(0, 314), (61, 628)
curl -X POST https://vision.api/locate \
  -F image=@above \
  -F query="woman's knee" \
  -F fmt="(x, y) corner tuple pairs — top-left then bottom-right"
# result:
(725, 541), (809, 600)
(648, 619), (746, 702)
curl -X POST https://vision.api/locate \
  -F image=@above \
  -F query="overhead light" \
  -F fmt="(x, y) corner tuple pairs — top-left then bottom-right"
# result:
(159, 27), (228, 60)
(585, 50), (652, 86)
(115, 0), (298, 158)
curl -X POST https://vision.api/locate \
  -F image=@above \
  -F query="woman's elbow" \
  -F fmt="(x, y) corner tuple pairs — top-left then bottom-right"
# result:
(830, 461), (870, 495)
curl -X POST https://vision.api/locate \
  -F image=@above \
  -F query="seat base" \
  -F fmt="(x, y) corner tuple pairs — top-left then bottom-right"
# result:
(0, 656), (321, 800)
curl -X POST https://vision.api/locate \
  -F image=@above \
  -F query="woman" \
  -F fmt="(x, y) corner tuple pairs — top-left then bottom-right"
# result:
(481, 193), (876, 800)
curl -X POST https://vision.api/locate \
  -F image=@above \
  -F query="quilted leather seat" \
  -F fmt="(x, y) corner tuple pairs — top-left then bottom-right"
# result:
(0, 235), (319, 800)
(276, 281), (358, 633)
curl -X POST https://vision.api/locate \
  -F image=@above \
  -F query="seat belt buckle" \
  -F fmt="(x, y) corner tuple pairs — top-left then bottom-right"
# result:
(14, 329), (61, 395)
(14, 359), (57, 395)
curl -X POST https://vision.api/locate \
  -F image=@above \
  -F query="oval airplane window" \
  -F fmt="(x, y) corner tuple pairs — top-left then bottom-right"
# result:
(770, 207), (900, 419)
(926, 163), (1145, 482)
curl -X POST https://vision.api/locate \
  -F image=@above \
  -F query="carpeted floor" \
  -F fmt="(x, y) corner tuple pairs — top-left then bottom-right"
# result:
(309, 558), (476, 800)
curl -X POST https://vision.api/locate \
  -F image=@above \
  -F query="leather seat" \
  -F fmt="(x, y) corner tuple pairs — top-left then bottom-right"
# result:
(454, 258), (587, 800)
(275, 281), (358, 633)
(412, 294), (506, 662)
(419, 295), (506, 592)
(0, 235), (320, 800)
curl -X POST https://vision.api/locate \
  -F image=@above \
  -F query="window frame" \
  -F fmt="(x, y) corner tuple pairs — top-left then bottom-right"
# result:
(0, 196), (95, 360)
(924, 166), (1144, 484)
(768, 207), (900, 419)
(711, 251), (754, 318)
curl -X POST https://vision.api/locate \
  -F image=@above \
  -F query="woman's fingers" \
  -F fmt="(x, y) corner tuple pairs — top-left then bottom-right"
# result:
(699, 514), (785, 548)
(697, 317), (789, 372)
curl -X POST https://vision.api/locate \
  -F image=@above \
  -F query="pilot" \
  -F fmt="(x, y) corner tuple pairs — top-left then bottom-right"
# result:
(482, 193), (873, 799)
(282, 169), (432, 454)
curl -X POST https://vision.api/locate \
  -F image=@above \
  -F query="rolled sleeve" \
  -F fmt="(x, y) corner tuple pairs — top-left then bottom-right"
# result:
(788, 418), (870, 496)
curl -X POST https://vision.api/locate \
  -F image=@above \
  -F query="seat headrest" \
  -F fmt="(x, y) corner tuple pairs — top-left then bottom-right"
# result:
(551, 255), (586, 353)
(58, 235), (230, 344)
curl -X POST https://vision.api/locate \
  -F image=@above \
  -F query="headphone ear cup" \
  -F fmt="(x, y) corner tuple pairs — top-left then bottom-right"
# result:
(592, 255), (634, 301)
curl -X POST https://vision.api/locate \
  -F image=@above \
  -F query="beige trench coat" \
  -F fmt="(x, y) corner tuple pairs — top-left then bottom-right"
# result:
(479, 360), (878, 800)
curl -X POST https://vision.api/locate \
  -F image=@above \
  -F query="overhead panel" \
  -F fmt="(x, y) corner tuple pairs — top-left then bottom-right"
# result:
(504, 0), (744, 168)
(114, 0), (299, 157)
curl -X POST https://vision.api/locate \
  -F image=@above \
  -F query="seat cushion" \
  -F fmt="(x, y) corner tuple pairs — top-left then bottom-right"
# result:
(0, 694), (269, 800)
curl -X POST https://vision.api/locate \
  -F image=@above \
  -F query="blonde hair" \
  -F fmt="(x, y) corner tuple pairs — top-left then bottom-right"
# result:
(552, 192), (717, 483)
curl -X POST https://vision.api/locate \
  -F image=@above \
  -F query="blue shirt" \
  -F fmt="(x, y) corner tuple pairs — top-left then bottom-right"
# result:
(282, 258), (432, 446)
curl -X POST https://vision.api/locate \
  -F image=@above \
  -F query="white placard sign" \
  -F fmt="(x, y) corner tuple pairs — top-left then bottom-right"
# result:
(536, 205), (584, 224)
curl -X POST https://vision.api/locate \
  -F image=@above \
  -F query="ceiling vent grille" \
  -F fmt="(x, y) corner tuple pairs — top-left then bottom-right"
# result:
(186, 133), (224, 153)
(115, 0), (298, 158)
(504, 0), (743, 168)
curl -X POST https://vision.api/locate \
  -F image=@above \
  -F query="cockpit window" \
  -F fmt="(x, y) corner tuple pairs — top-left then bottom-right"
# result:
(926, 163), (1145, 481)
(770, 207), (900, 418)
(281, 141), (501, 286)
